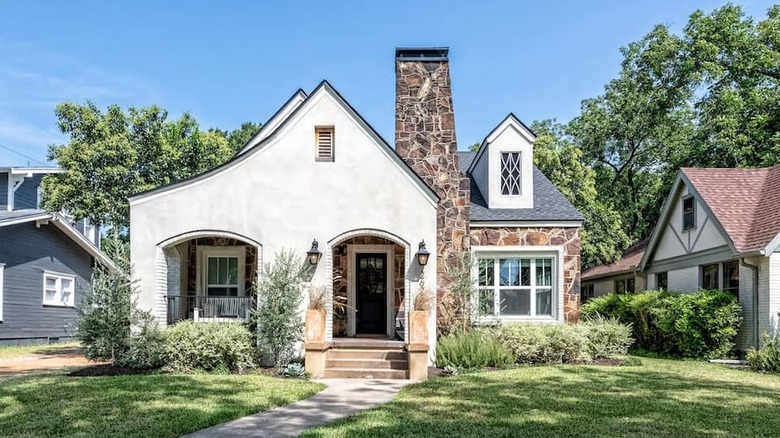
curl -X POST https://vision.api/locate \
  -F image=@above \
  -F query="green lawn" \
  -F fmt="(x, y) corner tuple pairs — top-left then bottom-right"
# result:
(0, 342), (81, 360)
(0, 372), (324, 438)
(303, 358), (780, 438)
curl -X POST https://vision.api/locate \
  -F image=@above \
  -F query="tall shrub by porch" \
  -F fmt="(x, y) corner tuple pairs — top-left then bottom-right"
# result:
(254, 249), (309, 371)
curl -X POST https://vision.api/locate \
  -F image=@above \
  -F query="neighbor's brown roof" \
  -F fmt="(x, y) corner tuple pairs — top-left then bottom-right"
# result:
(582, 239), (648, 280)
(682, 165), (780, 253)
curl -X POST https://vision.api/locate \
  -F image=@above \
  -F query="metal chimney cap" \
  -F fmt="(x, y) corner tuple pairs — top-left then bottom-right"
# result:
(395, 47), (449, 61)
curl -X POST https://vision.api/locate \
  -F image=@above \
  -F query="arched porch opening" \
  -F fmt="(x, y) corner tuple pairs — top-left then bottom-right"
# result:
(326, 229), (411, 342)
(156, 230), (261, 325)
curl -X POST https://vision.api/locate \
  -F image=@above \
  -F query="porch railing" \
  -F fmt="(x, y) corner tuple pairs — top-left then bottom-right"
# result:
(166, 295), (253, 324)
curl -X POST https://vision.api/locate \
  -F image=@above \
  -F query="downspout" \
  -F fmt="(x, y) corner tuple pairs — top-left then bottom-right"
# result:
(740, 258), (760, 350)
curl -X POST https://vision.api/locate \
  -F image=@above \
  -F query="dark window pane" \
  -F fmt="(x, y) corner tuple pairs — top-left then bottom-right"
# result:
(615, 280), (626, 294)
(499, 259), (520, 286)
(207, 287), (238, 297)
(702, 264), (719, 290)
(478, 288), (495, 316)
(627, 278), (636, 293)
(683, 197), (695, 230)
(536, 288), (552, 315)
(478, 259), (494, 287)
(500, 289), (530, 315)
(657, 272), (668, 290)
(723, 261), (739, 298)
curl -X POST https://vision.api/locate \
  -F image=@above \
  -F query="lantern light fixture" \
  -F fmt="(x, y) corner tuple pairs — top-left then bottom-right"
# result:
(417, 240), (430, 266)
(307, 239), (322, 265)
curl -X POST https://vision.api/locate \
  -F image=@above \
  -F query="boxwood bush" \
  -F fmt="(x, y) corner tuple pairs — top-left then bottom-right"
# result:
(582, 289), (742, 358)
(162, 321), (257, 373)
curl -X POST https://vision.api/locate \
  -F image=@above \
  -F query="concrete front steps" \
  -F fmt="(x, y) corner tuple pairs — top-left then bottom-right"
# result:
(323, 343), (409, 379)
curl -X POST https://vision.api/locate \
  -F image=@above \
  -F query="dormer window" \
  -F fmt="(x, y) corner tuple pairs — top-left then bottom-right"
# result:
(315, 126), (334, 162)
(500, 152), (522, 195)
(682, 196), (695, 230)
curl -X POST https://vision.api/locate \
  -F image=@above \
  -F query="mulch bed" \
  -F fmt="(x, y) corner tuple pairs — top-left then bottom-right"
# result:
(68, 364), (154, 377)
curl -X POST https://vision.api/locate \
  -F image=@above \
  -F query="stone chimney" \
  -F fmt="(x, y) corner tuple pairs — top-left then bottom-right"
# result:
(395, 47), (470, 320)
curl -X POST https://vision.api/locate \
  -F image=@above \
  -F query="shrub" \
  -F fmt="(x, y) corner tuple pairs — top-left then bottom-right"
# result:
(497, 324), (591, 364)
(436, 330), (514, 369)
(163, 321), (256, 373)
(77, 241), (150, 362)
(254, 249), (308, 371)
(582, 289), (742, 358)
(747, 334), (780, 373)
(581, 316), (633, 359)
(115, 314), (166, 370)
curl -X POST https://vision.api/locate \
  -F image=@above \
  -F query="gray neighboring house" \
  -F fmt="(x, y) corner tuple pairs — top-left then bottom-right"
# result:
(0, 167), (114, 346)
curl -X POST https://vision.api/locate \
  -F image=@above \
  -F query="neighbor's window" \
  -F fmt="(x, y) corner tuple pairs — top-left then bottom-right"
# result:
(500, 152), (522, 195)
(581, 283), (595, 303)
(701, 263), (719, 290)
(656, 271), (668, 290)
(477, 256), (555, 318)
(682, 196), (695, 230)
(615, 278), (636, 294)
(722, 261), (739, 298)
(42, 272), (75, 307)
(315, 126), (335, 162)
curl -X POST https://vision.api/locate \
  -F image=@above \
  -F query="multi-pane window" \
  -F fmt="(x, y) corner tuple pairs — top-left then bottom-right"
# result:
(682, 196), (695, 230)
(315, 127), (335, 162)
(500, 152), (522, 195)
(722, 261), (739, 298)
(42, 272), (75, 307)
(477, 256), (554, 318)
(615, 278), (635, 294)
(656, 271), (668, 290)
(702, 263), (719, 290)
(207, 257), (239, 297)
(581, 283), (595, 303)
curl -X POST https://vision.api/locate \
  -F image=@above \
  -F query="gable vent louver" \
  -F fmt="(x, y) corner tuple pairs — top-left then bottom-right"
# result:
(316, 127), (334, 162)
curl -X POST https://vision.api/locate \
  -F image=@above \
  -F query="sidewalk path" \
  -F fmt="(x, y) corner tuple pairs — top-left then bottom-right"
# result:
(184, 378), (410, 438)
(0, 347), (94, 376)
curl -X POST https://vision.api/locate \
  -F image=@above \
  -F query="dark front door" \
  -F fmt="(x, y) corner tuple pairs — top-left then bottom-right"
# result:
(355, 253), (387, 334)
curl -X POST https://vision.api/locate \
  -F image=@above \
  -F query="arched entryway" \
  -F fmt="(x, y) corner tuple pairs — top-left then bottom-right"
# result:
(326, 229), (411, 342)
(156, 230), (261, 325)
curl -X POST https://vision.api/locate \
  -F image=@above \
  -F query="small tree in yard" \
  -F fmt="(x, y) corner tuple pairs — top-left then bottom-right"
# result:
(76, 239), (148, 363)
(438, 252), (476, 336)
(254, 249), (309, 371)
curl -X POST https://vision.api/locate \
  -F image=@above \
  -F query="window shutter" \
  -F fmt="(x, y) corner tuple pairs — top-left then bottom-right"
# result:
(316, 127), (334, 161)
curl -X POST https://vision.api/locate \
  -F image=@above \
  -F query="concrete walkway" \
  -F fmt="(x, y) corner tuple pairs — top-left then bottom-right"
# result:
(184, 378), (410, 438)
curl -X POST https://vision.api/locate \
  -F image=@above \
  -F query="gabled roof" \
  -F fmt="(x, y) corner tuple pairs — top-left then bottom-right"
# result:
(681, 165), (780, 254)
(582, 239), (648, 280)
(130, 80), (439, 205)
(0, 209), (117, 271)
(467, 113), (536, 175)
(235, 89), (308, 156)
(458, 152), (583, 222)
(641, 164), (780, 269)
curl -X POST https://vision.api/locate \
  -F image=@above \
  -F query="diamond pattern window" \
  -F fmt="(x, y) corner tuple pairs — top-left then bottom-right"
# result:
(500, 152), (522, 195)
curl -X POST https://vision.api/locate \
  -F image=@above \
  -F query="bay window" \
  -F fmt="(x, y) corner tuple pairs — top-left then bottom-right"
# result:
(477, 256), (555, 319)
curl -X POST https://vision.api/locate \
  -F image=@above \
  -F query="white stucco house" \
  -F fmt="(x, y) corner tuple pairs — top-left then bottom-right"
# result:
(583, 165), (780, 352)
(129, 47), (583, 377)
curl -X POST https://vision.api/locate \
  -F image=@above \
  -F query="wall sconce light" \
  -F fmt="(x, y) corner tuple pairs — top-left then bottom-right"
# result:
(417, 240), (430, 266)
(307, 239), (322, 265)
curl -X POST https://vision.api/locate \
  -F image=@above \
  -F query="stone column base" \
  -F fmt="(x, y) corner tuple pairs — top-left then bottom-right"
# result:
(304, 342), (329, 378)
(407, 343), (429, 381)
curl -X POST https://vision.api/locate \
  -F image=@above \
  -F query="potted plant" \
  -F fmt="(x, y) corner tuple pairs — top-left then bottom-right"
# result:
(305, 286), (327, 343)
(409, 287), (432, 345)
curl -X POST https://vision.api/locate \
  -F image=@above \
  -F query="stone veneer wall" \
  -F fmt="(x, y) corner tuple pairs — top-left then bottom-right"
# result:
(395, 53), (470, 324)
(186, 238), (257, 295)
(469, 227), (581, 322)
(332, 236), (405, 337)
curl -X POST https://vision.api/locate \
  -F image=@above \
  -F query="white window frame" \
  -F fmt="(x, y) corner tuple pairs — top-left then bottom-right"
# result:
(42, 271), (76, 307)
(0, 263), (5, 322)
(196, 246), (246, 297)
(472, 246), (563, 323)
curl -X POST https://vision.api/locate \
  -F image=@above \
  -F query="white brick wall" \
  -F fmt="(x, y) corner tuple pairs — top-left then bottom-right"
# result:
(668, 266), (699, 293)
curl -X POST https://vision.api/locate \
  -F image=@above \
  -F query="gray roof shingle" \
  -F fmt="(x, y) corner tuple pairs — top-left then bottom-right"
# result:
(458, 151), (583, 222)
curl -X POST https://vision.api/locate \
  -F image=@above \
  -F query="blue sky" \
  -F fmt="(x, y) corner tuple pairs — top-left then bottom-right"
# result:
(0, 0), (774, 165)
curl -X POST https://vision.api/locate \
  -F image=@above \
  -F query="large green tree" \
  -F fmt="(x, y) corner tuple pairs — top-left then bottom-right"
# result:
(531, 120), (629, 269)
(41, 102), (233, 230)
